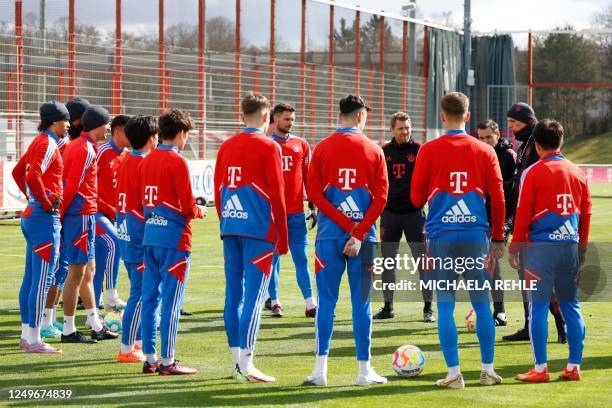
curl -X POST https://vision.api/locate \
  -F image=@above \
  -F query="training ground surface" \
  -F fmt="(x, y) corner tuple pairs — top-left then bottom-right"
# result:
(0, 184), (611, 407)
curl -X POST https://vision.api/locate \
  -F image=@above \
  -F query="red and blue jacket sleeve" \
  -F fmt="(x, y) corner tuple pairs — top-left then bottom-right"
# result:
(213, 145), (225, 220)
(485, 148), (506, 241)
(96, 150), (117, 220)
(578, 178), (592, 252)
(174, 156), (203, 220)
(61, 144), (88, 217)
(267, 144), (289, 254)
(509, 170), (535, 253)
(11, 153), (28, 199)
(352, 149), (388, 241)
(24, 138), (54, 211)
(410, 144), (431, 209)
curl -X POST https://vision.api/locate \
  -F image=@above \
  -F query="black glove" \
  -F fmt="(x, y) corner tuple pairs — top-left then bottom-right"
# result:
(306, 202), (318, 230)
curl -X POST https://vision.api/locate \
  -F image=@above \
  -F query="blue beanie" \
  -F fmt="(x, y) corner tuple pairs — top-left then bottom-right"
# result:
(40, 100), (70, 124)
(82, 106), (110, 132)
(507, 102), (536, 125)
(66, 97), (90, 122)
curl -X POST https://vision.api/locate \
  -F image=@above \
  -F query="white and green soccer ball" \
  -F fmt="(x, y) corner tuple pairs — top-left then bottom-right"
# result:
(104, 311), (123, 333)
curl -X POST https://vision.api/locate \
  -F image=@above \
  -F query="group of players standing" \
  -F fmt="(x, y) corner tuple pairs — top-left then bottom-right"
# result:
(14, 89), (590, 387)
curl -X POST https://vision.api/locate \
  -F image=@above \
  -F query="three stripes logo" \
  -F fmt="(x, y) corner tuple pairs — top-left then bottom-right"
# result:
(337, 196), (364, 220)
(442, 199), (476, 223)
(117, 219), (131, 242)
(549, 220), (579, 240)
(222, 195), (249, 219)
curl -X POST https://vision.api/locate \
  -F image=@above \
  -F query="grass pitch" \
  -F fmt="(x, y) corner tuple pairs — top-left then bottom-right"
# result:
(0, 184), (611, 407)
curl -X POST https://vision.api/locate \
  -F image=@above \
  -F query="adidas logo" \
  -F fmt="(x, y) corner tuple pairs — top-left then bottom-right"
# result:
(337, 196), (364, 220)
(442, 199), (477, 223)
(222, 195), (249, 219)
(117, 220), (131, 242)
(549, 220), (578, 240)
(146, 213), (168, 226)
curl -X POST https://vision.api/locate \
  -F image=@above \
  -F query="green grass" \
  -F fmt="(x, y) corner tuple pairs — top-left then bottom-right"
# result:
(564, 132), (612, 164)
(0, 185), (611, 407)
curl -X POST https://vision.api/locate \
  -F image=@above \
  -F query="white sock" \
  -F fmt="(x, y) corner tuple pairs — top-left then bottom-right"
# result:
(43, 308), (54, 327)
(21, 323), (29, 340)
(567, 363), (579, 371)
(63, 316), (76, 336)
(305, 297), (317, 309)
(239, 348), (254, 372)
(231, 347), (241, 366)
(448, 365), (461, 378)
(145, 354), (157, 364)
(86, 308), (103, 332)
(51, 307), (56, 322)
(28, 326), (41, 344)
(271, 299), (280, 307)
(358, 360), (372, 376)
(482, 362), (495, 374)
(161, 357), (174, 366)
(107, 288), (118, 303)
(314, 355), (328, 376)
(121, 343), (134, 354)
(535, 363), (547, 373)
(495, 312), (506, 320)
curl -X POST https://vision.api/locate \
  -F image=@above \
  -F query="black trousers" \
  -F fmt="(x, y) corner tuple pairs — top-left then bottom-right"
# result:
(379, 209), (432, 308)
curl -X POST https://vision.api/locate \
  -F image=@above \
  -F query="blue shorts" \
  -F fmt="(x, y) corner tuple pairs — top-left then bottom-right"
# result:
(62, 214), (96, 265)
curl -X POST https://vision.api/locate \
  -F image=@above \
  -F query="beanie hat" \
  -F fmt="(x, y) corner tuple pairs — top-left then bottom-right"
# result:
(40, 100), (70, 124)
(81, 105), (110, 132)
(66, 97), (90, 122)
(507, 102), (536, 125)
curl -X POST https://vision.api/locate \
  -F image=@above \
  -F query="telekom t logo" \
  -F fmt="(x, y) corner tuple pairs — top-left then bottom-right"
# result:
(144, 186), (158, 207)
(281, 156), (293, 172)
(227, 167), (242, 188)
(117, 193), (127, 213)
(338, 168), (357, 191)
(557, 194), (573, 215)
(449, 172), (468, 194)
(392, 164), (406, 179)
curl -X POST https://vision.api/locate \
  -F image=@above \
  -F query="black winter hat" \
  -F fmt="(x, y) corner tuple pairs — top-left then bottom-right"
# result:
(507, 102), (536, 125)
(66, 97), (90, 122)
(81, 105), (110, 132)
(40, 100), (70, 124)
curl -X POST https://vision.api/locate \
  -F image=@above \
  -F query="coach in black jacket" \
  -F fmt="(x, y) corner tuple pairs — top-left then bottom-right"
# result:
(373, 112), (434, 322)
(503, 103), (567, 343)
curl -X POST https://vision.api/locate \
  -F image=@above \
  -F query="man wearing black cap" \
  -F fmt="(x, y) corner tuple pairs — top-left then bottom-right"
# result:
(61, 105), (119, 343)
(503, 102), (566, 343)
(65, 97), (90, 140)
(306, 94), (389, 386)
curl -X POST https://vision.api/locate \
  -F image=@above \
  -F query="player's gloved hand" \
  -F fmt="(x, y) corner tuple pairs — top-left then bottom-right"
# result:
(343, 236), (362, 257)
(491, 240), (505, 259)
(306, 202), (318, 230)
(508, 251), (520, 269)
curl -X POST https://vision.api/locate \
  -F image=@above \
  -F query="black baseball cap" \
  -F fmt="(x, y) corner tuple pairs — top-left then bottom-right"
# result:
(339, 95), (371, 114)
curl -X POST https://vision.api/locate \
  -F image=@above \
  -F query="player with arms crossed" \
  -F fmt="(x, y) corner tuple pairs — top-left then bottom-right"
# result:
(510, 119), (591, 382)
(265, 102), (317, 318)
(411, 92), (505, 389)
(215, 93), (288, 383)
(305, 95), (389, 386)
(115, 115), (159, 363)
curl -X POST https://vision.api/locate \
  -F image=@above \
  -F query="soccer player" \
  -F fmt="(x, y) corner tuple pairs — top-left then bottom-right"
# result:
(477, 119), (516, 326)
(139, 109), (206, 376)
(115, 115), (159, 363)
(373, 111), (433, 323)
(510, 119), (591, 382)
(12, 101), (67, 353)
(60, 105), (119, 343)
(40, 97), (89, 337)
(265, 102), (317, 318)
(93, 114), (130, 311)
(215, 92), (288, 383)
(305, 95), (388, 387)
(503, 103), (566, 343)
(411, 92), (505, 389)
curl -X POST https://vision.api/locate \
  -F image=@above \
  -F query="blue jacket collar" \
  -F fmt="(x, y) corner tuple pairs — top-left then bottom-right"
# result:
(42, 129), (60, 143)
(445, 129), (467, 136)
(108, 138), (122, 154)
(271, 132), (291, 142)
(243, 127), (264, 135)
(157, 144), (179, 153)
(131, 150), (147, 157)
(336, 127), (360, 134)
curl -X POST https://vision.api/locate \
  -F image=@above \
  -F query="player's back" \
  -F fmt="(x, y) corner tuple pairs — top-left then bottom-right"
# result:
(116, 152), (146, 262)
(62, 134), (98, 215)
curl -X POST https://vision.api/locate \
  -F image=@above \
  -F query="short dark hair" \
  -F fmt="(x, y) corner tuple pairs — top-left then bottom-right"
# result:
(37, 122), (54, 132)
(158, 109), (195, 141)
(125, 115), (158, 150)
(241, 92), (271, 116)
(273, 103), (296, 117)
(111, 114), (130, 135)
(390, 112), (411, 129)
(477, 119), (499, 134)
(533, 119), (564, 150)
(441, 92), (469, 120)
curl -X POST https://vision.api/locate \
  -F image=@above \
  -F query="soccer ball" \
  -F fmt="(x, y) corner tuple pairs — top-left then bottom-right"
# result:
(104, 311), (123, 333)
(392, 345), (426, 377)
(465, 309), (476, 332)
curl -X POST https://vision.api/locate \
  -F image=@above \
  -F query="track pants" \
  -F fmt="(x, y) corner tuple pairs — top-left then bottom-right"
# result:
(223, 236), (274, 350)
(121, 261), (144, 347)
(268, 212), (313, 300)
(141, 246), (190, 358)
(19, 206), (61, 328)
(94, 213), (120, 304)
(314, 239), (374, 361)
(523, 243), (585, 365)
(427, 230), (495, 367)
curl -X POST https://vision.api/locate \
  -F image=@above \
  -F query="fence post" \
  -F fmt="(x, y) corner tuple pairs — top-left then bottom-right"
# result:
(198, 0), (206, 159)
(15, 0), (24, 158)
